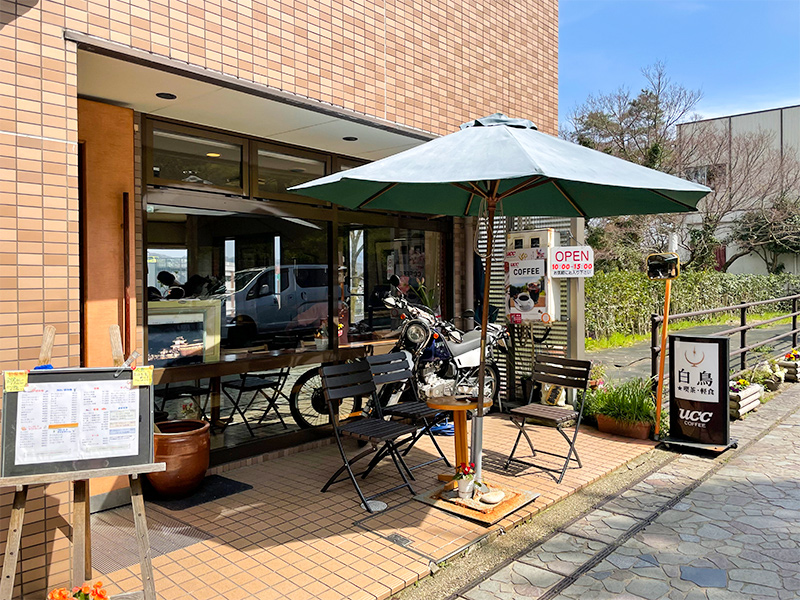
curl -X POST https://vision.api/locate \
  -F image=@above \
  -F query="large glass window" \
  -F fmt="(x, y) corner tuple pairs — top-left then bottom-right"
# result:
(146, 205), (330, 365)
(338, 224), (443, 344)
(151, 127), (243, 192)
(255, 148), (326, 197)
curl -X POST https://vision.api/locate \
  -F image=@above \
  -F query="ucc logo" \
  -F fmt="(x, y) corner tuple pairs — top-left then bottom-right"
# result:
(679, 409), (713, 423)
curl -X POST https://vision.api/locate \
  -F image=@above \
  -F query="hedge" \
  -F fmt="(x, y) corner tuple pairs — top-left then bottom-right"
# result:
(585, 271), (800, 339)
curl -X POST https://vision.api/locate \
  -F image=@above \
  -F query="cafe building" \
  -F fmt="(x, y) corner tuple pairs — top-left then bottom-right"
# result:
(0, 0), (568, 595)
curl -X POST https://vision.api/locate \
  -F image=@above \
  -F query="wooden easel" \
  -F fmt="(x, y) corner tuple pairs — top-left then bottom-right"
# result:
(0, 326), (165, 600)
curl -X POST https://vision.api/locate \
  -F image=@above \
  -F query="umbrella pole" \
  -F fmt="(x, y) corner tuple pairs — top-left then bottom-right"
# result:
(471, 199), (496, 491)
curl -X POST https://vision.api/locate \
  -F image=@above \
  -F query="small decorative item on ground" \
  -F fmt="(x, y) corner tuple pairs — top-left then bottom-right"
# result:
(588, 363), (606, 390)
(48, 581), (109, 600)
(454, 462), (476, 499)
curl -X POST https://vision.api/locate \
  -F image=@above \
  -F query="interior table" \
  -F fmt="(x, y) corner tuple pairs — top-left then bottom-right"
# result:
(426, 396), (493, 485)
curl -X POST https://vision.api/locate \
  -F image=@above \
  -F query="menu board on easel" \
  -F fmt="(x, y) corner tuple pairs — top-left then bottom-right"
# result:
(1, 367), (153, 478)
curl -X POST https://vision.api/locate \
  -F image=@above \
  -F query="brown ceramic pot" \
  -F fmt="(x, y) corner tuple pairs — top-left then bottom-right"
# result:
(595, 414), (651, 440)
(147, 420), (210, 498)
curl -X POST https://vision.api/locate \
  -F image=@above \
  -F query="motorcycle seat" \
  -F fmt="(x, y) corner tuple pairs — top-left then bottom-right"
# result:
(444, 333), (482, 356)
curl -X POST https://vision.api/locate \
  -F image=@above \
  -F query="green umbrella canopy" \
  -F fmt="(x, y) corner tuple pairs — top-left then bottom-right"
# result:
(289, 113), (710, 217)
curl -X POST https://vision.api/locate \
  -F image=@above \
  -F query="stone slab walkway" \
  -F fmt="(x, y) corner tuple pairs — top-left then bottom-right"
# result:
(459, 383), (800, 600)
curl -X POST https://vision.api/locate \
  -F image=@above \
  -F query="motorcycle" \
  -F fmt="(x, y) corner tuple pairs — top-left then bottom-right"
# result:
(378, 284), (509, 409)
(287, 278), (510, 428)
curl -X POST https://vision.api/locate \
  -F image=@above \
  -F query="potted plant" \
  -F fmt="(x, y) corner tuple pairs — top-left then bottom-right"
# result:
(146, 419), (210, 498)
(590, 378), (655, 440)
(589, 363), (606, 390)
(729, 377), (762, 419)
(454, 461), (477, 499)
(48, 581), (108, 600)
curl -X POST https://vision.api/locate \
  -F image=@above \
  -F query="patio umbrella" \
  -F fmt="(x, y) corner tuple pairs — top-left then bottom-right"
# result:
(290, 113), (710, 488)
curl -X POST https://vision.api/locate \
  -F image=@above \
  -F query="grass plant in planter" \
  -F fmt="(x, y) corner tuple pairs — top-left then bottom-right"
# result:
(587, 378), (656, 440)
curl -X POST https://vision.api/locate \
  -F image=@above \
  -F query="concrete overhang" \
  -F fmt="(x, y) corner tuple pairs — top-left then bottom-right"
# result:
(67, 30), (435, 161)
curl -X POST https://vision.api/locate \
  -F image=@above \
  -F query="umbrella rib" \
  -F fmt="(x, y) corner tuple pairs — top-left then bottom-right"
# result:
(650, 189), (698, 211)
(551, 181), (588, 218)
(497, 176), (550, 201)
(463, 193), (475, 216)
(452, 182), (485, 197)
(356, 182), (399, 209)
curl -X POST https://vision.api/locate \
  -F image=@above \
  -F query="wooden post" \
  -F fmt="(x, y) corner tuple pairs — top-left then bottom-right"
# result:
(0, 486), (28, 600)
(72, 480), (91, 585)
(654, 278), (673, 438)
(129, 475), (157, 600)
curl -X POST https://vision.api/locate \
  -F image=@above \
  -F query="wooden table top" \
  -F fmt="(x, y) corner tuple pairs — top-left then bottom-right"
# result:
(153, 345), (369, 384)
(426, 396), (494, 411)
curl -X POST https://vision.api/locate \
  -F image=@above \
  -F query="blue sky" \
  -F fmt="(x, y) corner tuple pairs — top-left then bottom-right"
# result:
(559, 0), (800, 127)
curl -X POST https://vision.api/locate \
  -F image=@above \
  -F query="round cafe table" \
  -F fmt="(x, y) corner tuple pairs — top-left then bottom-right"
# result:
(426, 396), (494, 483)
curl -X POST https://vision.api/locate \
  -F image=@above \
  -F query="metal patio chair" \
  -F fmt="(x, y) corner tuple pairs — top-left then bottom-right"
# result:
(220, 367), (291, 436)
(503, 354), (592, 483)
(364, 352), (451, 474)
(320, 360), (419, 512)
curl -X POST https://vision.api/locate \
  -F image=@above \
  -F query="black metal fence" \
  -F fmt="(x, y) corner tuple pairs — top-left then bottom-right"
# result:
(651, 293), (800, 383)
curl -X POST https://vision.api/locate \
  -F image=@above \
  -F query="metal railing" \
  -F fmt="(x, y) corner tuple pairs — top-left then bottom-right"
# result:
(651, 293), (800, 383)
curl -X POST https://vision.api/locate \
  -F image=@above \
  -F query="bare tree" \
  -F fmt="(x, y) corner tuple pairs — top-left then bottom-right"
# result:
(564, 61), (702, 171)
(677, 122), (800, 270)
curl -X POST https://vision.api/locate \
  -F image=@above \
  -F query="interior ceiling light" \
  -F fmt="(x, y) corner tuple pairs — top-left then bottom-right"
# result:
(156, 92), (177, 100)
(206, 152), (221, 158)
(342, 136), (358, 141)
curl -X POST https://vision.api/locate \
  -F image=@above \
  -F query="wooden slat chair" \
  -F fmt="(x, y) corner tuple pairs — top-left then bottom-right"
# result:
(504, 354), (592, 483)
(364, 352), (451, 474)
(320, 360), (419, 512)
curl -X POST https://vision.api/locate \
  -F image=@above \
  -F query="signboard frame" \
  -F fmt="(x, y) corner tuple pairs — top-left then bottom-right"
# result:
(1, 367), (153, 479)
(664, 334), (737, 452)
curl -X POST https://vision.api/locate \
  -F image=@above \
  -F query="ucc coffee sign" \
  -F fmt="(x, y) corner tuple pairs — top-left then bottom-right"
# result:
(668, 334), (730, 447)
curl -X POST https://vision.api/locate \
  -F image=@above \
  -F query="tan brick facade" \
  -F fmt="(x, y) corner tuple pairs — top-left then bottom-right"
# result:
(0, 0), (557, 595)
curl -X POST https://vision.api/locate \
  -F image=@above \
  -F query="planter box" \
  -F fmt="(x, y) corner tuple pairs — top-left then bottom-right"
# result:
(778, 360), (799, 382)
(729, 383), (763, 420)
(595, 414), (651, 440)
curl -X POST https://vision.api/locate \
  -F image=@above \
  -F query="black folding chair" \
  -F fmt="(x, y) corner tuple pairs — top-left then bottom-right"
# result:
(320, 360), (419, 512)
(220, 368), (291, 436)
(504, 354), (592, 483)
(364, 352), (451, 473)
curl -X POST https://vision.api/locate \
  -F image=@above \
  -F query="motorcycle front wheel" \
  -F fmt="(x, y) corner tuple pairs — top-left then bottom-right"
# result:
(288, 367), (363, 428)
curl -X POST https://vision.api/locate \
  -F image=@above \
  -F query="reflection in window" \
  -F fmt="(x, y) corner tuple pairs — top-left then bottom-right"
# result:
(152, 129), (242, 190)
(256, 149), (325, 196)
(338, 225), (442, 344)
(147, 205), (330, 366)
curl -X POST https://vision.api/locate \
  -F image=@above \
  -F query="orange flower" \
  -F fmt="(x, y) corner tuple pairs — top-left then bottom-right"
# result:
(93, 581), (104, 589)
(47, 588), (70, 600)
(82, 584), (92, 595)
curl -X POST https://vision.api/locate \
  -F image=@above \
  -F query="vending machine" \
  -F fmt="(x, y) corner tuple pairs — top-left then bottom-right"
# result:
(504, 229), (560, 324)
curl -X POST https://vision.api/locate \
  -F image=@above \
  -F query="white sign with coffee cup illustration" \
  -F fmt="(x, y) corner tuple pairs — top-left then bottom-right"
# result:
(504, 229), (559, 324)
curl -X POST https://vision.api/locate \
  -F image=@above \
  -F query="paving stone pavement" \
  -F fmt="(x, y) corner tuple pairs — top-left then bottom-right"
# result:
(458, 384), (800, 600)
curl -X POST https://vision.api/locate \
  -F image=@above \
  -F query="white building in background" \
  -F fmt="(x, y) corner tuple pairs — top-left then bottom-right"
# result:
(677, 105), (800, 275)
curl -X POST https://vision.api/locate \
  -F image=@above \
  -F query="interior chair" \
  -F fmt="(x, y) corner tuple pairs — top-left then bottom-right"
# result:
(503, 354), (592, 483)
(220, 367), (291, 436)
(319, 360), (419, 512)
(364, 352), (451, 474)
(153, 382), (211, 422)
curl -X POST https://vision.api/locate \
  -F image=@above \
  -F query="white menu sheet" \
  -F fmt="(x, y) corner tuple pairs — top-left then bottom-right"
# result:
(15, 379), (140, 465)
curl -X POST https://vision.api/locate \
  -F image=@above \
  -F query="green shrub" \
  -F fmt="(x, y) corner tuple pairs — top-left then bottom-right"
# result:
(586, 271), (800, 339)
(585, 378), (656, 425)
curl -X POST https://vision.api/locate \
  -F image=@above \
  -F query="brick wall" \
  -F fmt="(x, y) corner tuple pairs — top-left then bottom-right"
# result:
(0, 0), (557, 595)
